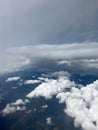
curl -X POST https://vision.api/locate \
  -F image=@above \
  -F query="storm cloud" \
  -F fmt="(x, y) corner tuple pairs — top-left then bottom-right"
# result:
(0, 0), (98, 73)
(0, 0), (98, 48)
(0, 42), (98, 73)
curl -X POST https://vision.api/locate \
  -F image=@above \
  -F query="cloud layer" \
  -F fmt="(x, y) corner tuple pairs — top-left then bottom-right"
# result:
(0, 0), (98, 46)
(2, 99), (29, 115)
(6, 76), (20, 82)
(1, 42), (98, 73)
(26, 71), (75, 99)
(26, 71), (98, 130)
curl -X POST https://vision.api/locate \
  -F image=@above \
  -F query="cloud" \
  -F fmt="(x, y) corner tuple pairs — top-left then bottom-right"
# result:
(26, 71), (75, 99)
(56, 80), (98, 130)
(26, 71), (98, 130)
(38, 77), (46, 81)
(2, 104), (26, 116)
(57, 59), (98, 70)
(24, 80), (41, 85)
(11, 99), (29, 105)
(5, 76), (20, 82)
(1, 42), (98, 73)
(42, 104), (48, 109)
(0, 0), (98, 47)
(41, 71), (70, 79)
(46, 117), (52, 125)
(1, 98), (29, 116)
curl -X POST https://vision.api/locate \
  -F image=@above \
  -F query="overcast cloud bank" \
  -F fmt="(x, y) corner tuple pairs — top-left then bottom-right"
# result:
(0, 0), (98, 46)
(0, 42), (98, 73)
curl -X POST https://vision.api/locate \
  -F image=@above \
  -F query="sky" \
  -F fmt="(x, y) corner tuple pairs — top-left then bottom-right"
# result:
(1, 1), (98, 130)
(0, 0), (98, 48)
(0, 0), (98, 72)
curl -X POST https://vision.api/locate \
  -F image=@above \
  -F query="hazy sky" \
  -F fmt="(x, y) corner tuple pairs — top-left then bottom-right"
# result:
(0, 0), (98, 48)
(0, 0), (98, 73)
(1, 2), (98, 129)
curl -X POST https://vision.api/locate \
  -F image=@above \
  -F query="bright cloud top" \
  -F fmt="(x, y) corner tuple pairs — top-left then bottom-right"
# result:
(6, 77), (20, 82)
(42, 104), (48, 109)
(26, 72), (75, 99)
(26, 71), (98, 130)
(2, 99), (29, 116)
(46, 117), (52, 125)
(24, 80), (41, 85)
(2, 104), (26, 116)
(57, 80), (98, 130)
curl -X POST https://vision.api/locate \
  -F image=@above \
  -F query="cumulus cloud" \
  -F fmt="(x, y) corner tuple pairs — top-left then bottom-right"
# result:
(46, 117), (52, 125)
(42, 104), (48, 109)
(26, 71), (98, 130)
(24, 80), (41, 85)
(2, 104), (26, 116)
(5, 77), (20, 82)
(26, 71), (75, 99)
(57, 59), (98, 70)
(2, 98), (29, 116)
(41, 71), (70, 79)
(56, 80), (98, 130)
(11, 99), (29, 105)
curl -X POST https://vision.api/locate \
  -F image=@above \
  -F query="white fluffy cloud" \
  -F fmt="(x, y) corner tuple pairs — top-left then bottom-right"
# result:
(2, 104), (26, 115)
(24, 80), (41, 85)
(26, 71), (75, 99)
(26, 71), (98, 130)
(2, 98), (29, 116)
(11, 99), (29, 105)
(46, 117), (52, 125)
(42, 104), (48, 109)
(6, 77), (20, 82)
(56, 80), (98, 130)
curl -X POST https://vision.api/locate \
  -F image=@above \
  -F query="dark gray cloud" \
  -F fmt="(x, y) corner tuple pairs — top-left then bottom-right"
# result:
(0, 0), (98, 73)
(0, 0), (98, 47)
(0, 42), (98, 73)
